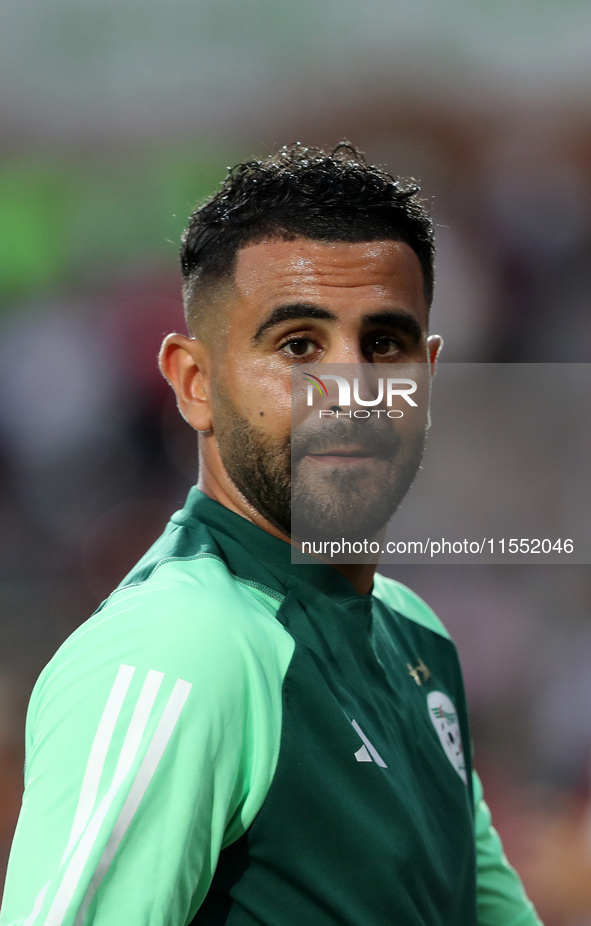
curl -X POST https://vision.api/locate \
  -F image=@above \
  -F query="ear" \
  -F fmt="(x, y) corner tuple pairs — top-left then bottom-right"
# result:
(159, 333), (212, 432)
(427, 335), (443, 376)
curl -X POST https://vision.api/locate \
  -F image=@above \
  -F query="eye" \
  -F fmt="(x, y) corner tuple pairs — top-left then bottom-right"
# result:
(364, 335), (403, 360)
(280, 337), (318, 359)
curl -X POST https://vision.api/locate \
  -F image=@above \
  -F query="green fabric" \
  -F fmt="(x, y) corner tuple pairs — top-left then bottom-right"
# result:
(196, 579), (476, 924)
(1, 554), (293, 925)
(0, 489), (541, 925)
(473, 772), (542, 925)
(372, 570), (451, 639)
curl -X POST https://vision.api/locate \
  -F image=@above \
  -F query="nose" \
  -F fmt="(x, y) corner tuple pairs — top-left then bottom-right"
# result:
(321, 339), (381, 409)
(324, 336), (367, 365)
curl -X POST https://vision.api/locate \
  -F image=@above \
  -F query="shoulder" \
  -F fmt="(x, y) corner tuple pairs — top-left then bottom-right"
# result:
(372, 572), (450, 640)
(30, 552), (293, 729)
(99, 551), (286, 646)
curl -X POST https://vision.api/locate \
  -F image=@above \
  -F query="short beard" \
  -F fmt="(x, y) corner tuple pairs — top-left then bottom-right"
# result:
(211, 386), (292, 536)
(290, 416), (426, 542)
(211, 385), (426, 542)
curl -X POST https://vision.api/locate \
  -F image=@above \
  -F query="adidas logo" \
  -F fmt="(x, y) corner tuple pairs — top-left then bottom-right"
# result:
(351, 719), (387, 768)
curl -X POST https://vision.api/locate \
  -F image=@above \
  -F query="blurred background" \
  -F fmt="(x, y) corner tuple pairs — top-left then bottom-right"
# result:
(1, 1), (591, 921)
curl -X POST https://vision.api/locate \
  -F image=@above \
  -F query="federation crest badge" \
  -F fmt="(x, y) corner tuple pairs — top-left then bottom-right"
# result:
(427, 691), (467, 784)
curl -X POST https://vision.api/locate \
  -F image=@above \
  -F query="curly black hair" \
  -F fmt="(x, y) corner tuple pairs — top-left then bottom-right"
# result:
(181, 142), (435, 317)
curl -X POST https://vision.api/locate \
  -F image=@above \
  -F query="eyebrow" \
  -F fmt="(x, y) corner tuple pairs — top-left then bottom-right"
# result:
(362, 311), (423, 344)
(252, 303), (337, 343)
(252, 303), (424, 344)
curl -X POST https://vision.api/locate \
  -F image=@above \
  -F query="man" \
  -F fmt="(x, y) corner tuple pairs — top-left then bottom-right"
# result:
(0, 143), (541, 925)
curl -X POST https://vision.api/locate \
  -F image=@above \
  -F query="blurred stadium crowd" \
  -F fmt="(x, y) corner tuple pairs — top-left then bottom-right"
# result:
(2, 121), (591, 924)
(2, 2), (591, 922)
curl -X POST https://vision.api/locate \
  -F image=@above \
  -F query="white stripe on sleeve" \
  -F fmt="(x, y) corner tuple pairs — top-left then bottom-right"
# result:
(23, 883), (48, 926)
(74, 678), (193, 925)
(45, 669), (168, 926)
(62, 665), (136, 863)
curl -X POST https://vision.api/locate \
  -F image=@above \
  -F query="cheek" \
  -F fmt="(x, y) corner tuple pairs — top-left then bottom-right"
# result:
(224, 362), (293, 436)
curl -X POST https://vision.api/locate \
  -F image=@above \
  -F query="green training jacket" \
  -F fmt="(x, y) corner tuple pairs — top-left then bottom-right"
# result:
(0, 489), (541, 926)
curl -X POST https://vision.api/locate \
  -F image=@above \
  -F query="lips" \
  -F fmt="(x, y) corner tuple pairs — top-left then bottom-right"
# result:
(291, 419), (403, 463)
(308, 447), (379, 457)
(303, 446), (386, 468)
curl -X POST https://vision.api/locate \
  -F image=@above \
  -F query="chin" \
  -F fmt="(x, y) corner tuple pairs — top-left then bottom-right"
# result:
(290, 460), (415, 542)
(291, 494), (393, 543)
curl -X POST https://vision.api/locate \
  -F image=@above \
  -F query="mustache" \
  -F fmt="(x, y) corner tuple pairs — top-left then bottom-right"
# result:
(291, 418), (402, 459)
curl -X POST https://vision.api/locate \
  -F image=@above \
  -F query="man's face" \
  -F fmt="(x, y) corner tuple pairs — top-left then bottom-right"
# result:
(204, 237), (440, 539)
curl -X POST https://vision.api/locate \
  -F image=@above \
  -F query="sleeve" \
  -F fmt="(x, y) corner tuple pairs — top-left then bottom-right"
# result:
(0, 575), (294, 926)
(474, 770), (543, 926)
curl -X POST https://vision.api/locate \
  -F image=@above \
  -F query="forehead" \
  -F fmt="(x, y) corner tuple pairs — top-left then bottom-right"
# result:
(228, 237), (428, 328)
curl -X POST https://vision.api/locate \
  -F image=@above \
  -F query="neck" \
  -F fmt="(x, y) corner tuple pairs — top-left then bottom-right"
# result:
(197, 462), (379, 596)
(197, 482), (377, 595)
